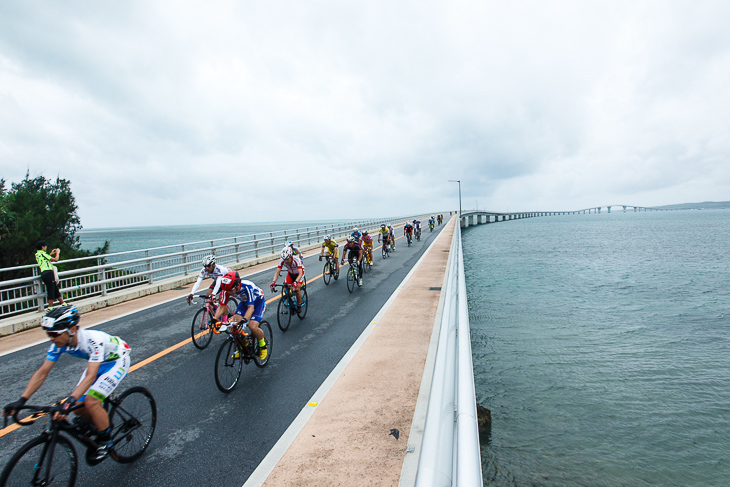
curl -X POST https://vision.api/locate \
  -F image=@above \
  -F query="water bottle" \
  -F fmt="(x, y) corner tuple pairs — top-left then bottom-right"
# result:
(242, 324), (253, 348)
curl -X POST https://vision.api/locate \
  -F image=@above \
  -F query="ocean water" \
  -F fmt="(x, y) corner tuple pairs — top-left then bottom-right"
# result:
(78, 220), (345, 254)
(463, 209), (730, 486)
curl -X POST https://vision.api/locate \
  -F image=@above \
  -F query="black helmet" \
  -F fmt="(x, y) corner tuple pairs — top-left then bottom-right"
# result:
(41, 306), (80, 332)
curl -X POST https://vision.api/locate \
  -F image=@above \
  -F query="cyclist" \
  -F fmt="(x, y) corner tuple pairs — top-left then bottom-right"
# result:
(404, 221), (414, 244)
(341, 236), (364, 286)
(2, 306), (131, 462)
(186, 255), (233, 304)
(429, 216), (435, 231)
(360, 230), (374, 265)
(351, 227), (362, 241)
(414, 219), (422, 240)
(216, 272), (269, 361)
(285, 240), (304, 260)
(378, 224), (390, 255)
(319, 234), (340, 277)
(387, 224), (396, 251)
(271, 247), (305, 310)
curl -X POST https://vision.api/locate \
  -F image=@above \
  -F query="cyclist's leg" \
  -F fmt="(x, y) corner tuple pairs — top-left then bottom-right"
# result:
(245, 299), (267, 341)
(334, 248), (340, 273)
(76, 354), (130, 431)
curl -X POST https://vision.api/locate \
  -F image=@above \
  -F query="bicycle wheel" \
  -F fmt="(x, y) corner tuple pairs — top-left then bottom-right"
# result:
(382, 246), (387, 259)
(0, 434), (77, 487)
(214, 338), (243, 392)
(254, 320), (273, 368)
(191, 308), (214, 350)
(277, 292), (292, 332)
(225, 296), (240, 317)
(297, 285), (308, 319)
(108, 386), (157, 463)
(323, 261), (332, 285)
(347, 267), (356, 293)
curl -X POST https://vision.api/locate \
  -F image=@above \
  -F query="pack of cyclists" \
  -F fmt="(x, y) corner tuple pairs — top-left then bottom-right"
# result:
(2, 215), (447, 480)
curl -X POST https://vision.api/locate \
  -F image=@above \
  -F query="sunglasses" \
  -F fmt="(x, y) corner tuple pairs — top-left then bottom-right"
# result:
(46, 329), (68, 338)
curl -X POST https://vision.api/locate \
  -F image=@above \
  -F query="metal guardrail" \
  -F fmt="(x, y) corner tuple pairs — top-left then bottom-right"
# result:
(0, 215), (436, 318)
(416, 221), (482, 486)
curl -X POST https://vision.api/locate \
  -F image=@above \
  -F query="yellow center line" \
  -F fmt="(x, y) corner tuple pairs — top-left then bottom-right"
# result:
(0, 223), (414, 439)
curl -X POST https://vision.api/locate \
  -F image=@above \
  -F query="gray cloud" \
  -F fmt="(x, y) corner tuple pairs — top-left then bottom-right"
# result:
(1, 0), (730, 226)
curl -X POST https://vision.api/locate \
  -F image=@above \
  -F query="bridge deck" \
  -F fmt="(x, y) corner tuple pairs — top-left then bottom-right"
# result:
(0, 220), (455, 486)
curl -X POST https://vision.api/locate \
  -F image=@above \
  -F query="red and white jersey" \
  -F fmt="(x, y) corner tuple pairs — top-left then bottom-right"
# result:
(277, 255), (304, 275)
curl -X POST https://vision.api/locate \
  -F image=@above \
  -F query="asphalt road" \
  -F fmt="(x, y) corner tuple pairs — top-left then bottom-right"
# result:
(0, 226), (444, 487)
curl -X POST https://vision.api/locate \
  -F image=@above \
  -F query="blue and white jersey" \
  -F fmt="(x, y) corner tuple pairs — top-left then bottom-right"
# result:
(46, 329), (131, 364)
(229, 279), (265, 305)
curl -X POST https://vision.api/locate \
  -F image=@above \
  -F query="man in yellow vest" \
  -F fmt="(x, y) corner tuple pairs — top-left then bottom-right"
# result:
(35, 240), (66, 309)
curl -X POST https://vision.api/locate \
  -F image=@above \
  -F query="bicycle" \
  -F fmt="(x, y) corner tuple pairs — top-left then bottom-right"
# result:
(321, 253), (339, 286)
(273, 279), (308, 332)
(363, 249), (373, 273)
(0, 387), (157, 486)
(416, 228), (421, 241)
(214, 320), (273, 393)
(380, 239), (390, 259)
(429, 222), (434, 232)
(345, 259), (362, 293)
(406, 232), (413, 246)
(189, 294), (239, 350)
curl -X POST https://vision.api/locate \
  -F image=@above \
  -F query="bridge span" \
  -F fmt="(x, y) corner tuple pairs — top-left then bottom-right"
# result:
(458, 204), (681, 228)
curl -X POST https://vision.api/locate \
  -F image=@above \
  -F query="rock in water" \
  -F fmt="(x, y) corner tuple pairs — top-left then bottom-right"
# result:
(477, 404), (492, 435)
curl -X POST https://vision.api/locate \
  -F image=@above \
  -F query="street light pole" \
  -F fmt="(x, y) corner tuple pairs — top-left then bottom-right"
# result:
(448, 179), (462, 217)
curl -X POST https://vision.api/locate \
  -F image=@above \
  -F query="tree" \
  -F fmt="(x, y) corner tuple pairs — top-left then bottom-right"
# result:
(0, 173), (109, 278)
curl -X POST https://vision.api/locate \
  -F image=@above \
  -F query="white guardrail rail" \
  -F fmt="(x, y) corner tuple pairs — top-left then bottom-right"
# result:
(415, 221), (483, 486)
(0, 215), (436, 318)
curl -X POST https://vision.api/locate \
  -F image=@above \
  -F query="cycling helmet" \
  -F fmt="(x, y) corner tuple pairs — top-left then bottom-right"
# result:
(353, 227), (358, 233)
(41, 305), (80, 333)
(346, 236), (354, 243)
(380, 224), (386, 229)
(286, 240), (293, 247)
(362, 230), (369, 236)
(220, 271), (238, 291)
(202, 255), (216, 267)
(324, 234), (331, 241)
(281, 246), (293, 260)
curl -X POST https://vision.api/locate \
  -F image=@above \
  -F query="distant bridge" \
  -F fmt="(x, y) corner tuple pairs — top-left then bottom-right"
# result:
(457, 205), (682, 228)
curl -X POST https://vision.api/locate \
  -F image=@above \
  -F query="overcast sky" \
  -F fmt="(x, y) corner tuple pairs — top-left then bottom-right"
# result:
(1, 0), (729, 228)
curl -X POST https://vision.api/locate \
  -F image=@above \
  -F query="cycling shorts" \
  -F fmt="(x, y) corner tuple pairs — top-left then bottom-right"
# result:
(286, 272), (304, 286)
(325, 248), (339, 259)
(235, 297), (266, 323)
(77, 354), (131, 402)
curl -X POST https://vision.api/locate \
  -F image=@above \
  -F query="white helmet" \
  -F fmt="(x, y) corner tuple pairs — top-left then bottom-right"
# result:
(324, 234), (331, 241)
(346, 236), (354, 243)
(380, 224), (386, 229)
(202, 255), (216, 267)
(353, 227), (358, 233)
(286, 240), (293, 247)
(281, 247), (293, 260)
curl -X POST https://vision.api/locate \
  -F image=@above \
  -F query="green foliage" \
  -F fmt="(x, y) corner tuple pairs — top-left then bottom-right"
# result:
(0, 173), (109, 277)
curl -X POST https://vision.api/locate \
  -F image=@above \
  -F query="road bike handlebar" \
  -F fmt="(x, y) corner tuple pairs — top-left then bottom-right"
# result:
(3, 401), (85, 428)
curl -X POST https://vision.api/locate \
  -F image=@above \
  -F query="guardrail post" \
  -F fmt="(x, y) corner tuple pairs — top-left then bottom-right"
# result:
(234, 237), (240, 263)
(146, 250), (154, 284)
(98, 257), (107, 296)
(254, 236), (259, 258)
(182, 245), (188, 275)
(270, 233), (275, 254)
(33, 267), (44, 311)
